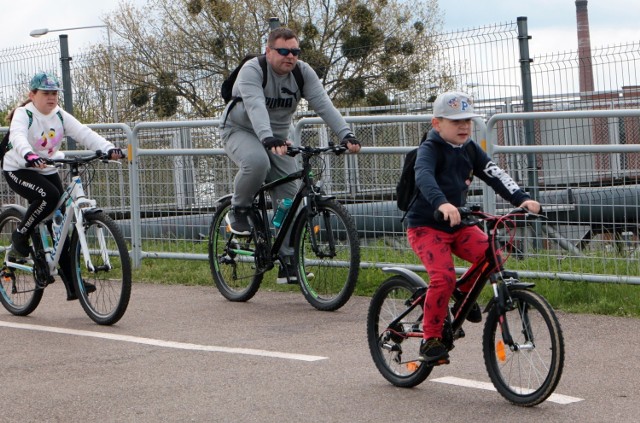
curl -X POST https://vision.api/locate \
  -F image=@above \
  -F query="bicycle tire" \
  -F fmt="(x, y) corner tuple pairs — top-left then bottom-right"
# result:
(70, 211), (132, 325)
(0, 208), (43, 316)
(208, 198), (263, 302)
(483, 288), (565, 406)
(293, 199), (360, 311)
(367, 276), (432, 387)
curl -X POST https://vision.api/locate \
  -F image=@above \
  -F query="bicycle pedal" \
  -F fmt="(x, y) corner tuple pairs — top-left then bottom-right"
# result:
(434, 358), (450, 366)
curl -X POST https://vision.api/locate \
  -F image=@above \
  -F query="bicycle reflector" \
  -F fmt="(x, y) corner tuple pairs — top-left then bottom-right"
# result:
(496, 340), (507, 362)
(313, 225), (320, 234)
(407, 361), (420, 372)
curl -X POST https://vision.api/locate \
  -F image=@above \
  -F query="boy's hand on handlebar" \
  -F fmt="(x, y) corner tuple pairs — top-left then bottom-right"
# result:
(24, 152), (47, 168)
(519, 200), (541, 214)
(438, 203), (461, 227)
(107, 148), (125, 160)
(262, 137), (290, 155)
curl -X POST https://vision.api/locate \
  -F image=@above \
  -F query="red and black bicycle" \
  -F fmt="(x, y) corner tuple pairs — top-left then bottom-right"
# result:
(367, 206), (564, 406)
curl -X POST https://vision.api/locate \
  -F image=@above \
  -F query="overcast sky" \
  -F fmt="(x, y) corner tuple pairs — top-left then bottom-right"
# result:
(1, 0), (638, 57)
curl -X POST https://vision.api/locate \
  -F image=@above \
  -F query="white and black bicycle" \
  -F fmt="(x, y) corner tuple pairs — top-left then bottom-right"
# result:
(0, 151), (131, 325)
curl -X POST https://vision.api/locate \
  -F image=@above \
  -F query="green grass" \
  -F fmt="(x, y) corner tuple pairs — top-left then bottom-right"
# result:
(133, 256), (640, 318)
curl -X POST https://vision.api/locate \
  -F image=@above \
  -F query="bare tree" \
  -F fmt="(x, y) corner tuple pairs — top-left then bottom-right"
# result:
(76, 0), (446, 121)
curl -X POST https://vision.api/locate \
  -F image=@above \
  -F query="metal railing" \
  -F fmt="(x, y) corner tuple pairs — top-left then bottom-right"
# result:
(4, 110), (640, 285)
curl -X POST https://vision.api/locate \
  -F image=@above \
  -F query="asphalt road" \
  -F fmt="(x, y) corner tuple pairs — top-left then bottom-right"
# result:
(1, 282), (638, 423)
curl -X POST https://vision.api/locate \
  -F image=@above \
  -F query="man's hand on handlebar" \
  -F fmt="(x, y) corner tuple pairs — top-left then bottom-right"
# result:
(339, 133), (361, 154)
(262, 137), (290, 156)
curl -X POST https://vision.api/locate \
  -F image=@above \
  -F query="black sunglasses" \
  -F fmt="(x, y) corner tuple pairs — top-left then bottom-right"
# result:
(271, 47), (301, 57)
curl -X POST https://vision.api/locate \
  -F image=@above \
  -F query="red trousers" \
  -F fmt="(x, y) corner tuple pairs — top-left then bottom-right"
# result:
(407, 225), (488, 339)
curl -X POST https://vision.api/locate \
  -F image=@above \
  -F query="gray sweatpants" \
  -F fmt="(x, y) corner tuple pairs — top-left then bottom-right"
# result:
(223, 129), (300, 257)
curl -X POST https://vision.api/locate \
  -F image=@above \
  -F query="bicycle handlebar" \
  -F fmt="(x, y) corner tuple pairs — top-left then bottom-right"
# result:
(433, 205), (547, 227)
(286, 143), (348, 158)
(46, 150), (126, 167)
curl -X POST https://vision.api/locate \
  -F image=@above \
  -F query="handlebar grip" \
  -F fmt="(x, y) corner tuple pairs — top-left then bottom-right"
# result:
(433, 210), (445, 223)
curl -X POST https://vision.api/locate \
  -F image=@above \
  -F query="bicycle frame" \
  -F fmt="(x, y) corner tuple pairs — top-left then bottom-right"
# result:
(384, 208), (540, 349)
(228, 145), (339, 274)
(4, 160), (112, 282)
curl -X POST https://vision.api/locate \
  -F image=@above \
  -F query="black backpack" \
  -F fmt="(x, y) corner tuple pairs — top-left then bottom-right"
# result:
(221, 54), (304, 128)
(397, 133), (477, 216)
(221, 54), (304, 103)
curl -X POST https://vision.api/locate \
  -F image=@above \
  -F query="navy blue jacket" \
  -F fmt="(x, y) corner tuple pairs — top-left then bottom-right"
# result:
(405, 129), (531, 232)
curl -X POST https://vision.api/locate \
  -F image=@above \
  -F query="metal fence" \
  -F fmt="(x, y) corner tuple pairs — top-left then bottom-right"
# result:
(2, 18), (640, 285)
(5, 110), (640, 285)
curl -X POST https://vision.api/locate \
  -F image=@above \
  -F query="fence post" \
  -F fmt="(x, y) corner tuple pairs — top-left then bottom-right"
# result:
(518, 17), (541, 247)
(59, 34), (76, 149)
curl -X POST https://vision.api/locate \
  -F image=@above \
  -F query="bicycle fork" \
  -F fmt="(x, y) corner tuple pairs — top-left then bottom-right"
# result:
(304, 208), (337, 258)
(489, 271), (536, 352)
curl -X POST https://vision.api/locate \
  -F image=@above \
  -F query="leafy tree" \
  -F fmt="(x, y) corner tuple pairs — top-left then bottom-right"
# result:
(76, 0), (447, 120)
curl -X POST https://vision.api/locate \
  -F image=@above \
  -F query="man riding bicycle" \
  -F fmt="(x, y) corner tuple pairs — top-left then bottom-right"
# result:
(220, 26), (361, 284)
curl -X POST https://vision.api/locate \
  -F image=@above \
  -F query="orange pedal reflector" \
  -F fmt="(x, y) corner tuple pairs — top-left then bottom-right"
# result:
(313, 225), (320, 234)
(496, 340), (507, 362)
(406, 361), (420, 372)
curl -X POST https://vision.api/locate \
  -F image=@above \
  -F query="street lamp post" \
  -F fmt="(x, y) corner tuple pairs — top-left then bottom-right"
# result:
(30, 25), (118, 125)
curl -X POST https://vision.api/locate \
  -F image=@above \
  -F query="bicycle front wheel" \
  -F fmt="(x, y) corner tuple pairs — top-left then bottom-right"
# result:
(293, 199), (360, 311)
(0, 208), (43, 316)
(483, 288), (565, 406)
(367, 276), (432, 387)
(70, 211), (132, 325)
(208, 198), (263, 302)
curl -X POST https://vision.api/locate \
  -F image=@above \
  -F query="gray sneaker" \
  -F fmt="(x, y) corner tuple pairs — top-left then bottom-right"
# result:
(225, 207), (252, 236)
(276, 263), (315, 284)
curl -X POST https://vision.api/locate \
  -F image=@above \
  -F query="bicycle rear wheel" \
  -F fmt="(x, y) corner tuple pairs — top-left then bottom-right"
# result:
(0, 208), (43, 316)
(483, 288), (565, 406)
(208, 198), (263, 302)
(367, 276), (432, 387)
(293, 199), (360, 311)
(70, 211), (131, 325)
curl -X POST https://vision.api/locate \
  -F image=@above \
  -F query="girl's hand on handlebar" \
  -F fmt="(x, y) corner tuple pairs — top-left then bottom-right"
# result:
(519, 200), (541, 214)
(437, 203), (461, 227)
(24, 152), (47, 169)
(107, 148), (125, 160)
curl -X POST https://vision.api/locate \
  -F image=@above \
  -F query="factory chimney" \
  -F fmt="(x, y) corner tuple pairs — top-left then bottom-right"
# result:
(575, 0), (594, 93)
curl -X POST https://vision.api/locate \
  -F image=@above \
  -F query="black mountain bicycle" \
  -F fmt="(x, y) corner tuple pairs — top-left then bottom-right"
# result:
(208, 143), (360, 311)
(367, 206), (564, 406)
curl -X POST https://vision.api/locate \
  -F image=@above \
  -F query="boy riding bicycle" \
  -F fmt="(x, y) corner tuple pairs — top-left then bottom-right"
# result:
(405, 91), (541, 365)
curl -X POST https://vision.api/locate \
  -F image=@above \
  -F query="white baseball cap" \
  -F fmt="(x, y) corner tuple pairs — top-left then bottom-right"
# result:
(433, 91), (481, 120)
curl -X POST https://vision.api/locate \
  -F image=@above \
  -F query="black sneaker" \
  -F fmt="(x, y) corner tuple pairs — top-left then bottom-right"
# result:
(225, 207), (252, 236)
(66, 281), (97, 301)
(11, 230), (31, 258)
(451, 289), (482, 323)
(419, 338), (450, 365)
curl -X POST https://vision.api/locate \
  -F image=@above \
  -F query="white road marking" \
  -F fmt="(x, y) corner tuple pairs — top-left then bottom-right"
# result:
(0, 320), (327, 362)
(432, 376), (583, 404)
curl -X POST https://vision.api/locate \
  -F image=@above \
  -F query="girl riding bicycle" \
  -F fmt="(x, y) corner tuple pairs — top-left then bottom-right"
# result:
(406, 91), (541, 365)
(2, 72), (124, 300)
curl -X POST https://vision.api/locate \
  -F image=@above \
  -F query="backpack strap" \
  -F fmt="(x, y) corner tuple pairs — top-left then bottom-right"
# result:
(401, 137), (478, 222)
(223, 55), (305, 128)
(25, 109), (33, 128)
